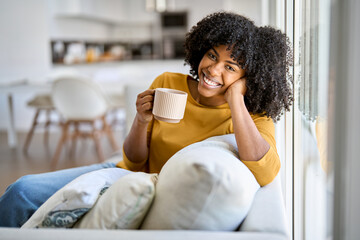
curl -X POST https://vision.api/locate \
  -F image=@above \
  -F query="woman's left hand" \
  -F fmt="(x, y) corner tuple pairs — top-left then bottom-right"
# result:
(224, 78), (247, 105)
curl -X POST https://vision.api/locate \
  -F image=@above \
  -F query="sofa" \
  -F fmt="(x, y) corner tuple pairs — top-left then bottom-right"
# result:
(0, 176), (288, 239)
(0, 135), (288, 240)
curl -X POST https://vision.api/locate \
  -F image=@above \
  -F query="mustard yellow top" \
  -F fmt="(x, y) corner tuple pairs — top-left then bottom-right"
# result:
(117, 72), (280, 186)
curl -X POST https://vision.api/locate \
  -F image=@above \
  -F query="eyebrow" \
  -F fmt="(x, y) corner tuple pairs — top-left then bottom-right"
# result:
(211, 47), (241, 68)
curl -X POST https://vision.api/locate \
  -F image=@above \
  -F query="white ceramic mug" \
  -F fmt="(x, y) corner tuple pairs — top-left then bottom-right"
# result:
(152, 88), (188, 123)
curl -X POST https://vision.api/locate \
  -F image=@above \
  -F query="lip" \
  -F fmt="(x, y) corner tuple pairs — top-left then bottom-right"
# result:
(201, 71), (222, 88)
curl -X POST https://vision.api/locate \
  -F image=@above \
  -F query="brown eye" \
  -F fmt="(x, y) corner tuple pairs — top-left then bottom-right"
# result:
(226, 65), (236, 72)
(208, 52), (216, 60)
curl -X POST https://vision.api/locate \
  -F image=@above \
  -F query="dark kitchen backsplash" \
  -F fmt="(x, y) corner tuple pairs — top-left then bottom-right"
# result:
(50, 40), (160, 64)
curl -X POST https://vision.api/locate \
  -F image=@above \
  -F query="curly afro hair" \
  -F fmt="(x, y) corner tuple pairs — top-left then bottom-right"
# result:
(184, 11), (293, 121)
(244, 26), (294, 121)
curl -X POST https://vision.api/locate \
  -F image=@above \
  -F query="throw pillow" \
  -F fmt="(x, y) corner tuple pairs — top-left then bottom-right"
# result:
(75, 172), (157, 229)
(21, 168), (131, 228)
(140, 134), (260, 231)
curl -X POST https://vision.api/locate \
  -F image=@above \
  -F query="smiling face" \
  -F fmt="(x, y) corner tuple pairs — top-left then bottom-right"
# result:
(196, 45), (246, 106)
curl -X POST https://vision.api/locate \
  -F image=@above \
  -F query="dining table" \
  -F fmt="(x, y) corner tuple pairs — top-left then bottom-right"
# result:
(0, 80), (51, 148)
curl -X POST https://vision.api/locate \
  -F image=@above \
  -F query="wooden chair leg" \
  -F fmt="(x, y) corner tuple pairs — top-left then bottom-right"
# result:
(92, 121), (104, 163)
(70, 122), (79, 158)
(43, 109), (52, 146)
(23, 109), (41, 153)
(102, 116), (119, 151)
(51, 122), (69, 169)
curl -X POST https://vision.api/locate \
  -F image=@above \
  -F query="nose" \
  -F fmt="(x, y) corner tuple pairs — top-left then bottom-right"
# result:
(207, 62), (222, 77)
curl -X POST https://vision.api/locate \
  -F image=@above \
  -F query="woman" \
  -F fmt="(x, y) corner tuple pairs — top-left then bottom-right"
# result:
(122, 12), (292, 185)
(0, 11), (293, 227)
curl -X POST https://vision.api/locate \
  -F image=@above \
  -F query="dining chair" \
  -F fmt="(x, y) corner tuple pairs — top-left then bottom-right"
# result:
(51, 76), (119, 168)
(23, 94), (57, 153)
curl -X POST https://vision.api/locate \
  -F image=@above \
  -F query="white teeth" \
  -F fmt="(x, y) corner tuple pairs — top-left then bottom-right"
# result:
(204, 76), (220, 86)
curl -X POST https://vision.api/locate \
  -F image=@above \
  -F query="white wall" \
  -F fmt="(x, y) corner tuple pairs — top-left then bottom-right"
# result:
(0, 0), (50, 82)
(0, 0), (51, 132)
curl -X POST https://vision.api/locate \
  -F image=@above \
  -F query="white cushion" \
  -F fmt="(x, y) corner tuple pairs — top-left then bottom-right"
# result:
(75, 172), (157, 229)
(140, 134), (260, 231)
(21, 168), (131, 228)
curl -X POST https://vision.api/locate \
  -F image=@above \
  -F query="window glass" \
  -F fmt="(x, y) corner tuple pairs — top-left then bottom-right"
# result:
(293, 0), (332, 239)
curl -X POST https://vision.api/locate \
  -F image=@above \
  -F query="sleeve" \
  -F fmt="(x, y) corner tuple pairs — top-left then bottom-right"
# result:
(241, 115), (281, 186)
(149, 72), (166, 89)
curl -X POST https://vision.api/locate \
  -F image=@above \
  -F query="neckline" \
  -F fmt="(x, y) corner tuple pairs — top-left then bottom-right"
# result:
(184, 74), (229, 109)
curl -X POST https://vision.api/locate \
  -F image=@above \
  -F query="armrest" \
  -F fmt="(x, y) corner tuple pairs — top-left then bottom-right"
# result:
(239, 175), (288, 237)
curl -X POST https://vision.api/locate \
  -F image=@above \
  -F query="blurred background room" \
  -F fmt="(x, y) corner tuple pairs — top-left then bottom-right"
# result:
(0, 0), (359, 239)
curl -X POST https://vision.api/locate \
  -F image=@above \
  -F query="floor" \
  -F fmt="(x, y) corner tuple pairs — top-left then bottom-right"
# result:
(0, 129), (125, 195)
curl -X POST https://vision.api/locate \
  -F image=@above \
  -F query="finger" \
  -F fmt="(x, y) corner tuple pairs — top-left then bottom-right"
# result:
(136, 95), (154, 109)
(136, 100), (153, 113)
(136, 91), (154, 105)
(141, 94), (154, 103)
(140, 101), (153, 111)
(137, 89), (155, 99)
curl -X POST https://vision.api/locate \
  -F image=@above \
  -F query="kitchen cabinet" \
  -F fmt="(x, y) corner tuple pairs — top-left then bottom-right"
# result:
(49, 0), (158, 61)
(53, 0), (156, 26)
